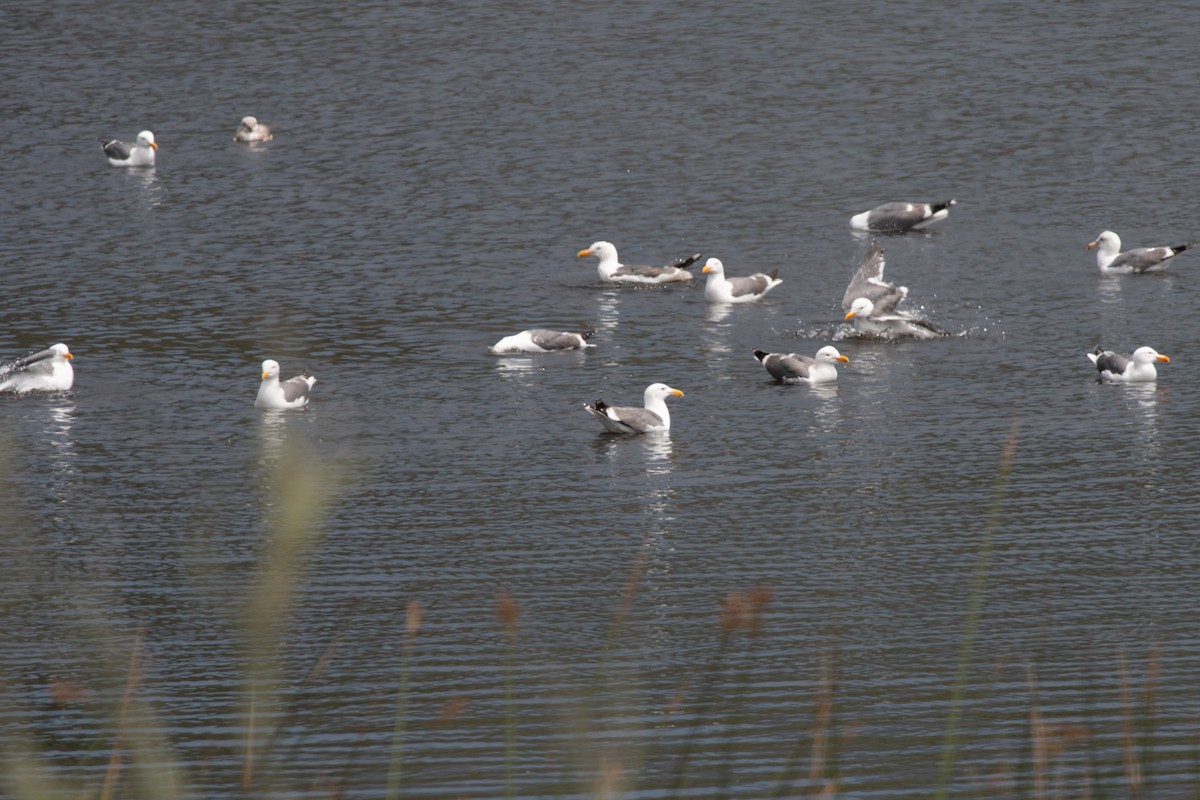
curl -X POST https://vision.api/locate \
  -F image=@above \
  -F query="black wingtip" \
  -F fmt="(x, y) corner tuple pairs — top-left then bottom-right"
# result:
(933, 198), (957, 213)
(671, 253), (703, 270)
(579, 329), (597, 340)
(752, 349), (769, 362)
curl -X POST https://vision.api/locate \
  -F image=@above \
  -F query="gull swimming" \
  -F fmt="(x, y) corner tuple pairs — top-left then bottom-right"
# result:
(577, 241), (700, 284)
(701, 258), (782, 303)
(101, 130), (157, 167)
(842, 241), (945, 339)
(233, 116), (273, 142)
(584, 383), (683, 434)
(1086, 346), (1170, 382)
(1086, 230), (1192, 274)
(753, 346), (847, 384)
(489, 328), (595, 354)
(0, 343), (74, 393)
(850, 199), (956, 233)
(256, 359), (316, 409)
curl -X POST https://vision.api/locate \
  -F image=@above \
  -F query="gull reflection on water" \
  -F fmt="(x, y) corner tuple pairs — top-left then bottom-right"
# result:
(1096, 274), (1124, 306)
(255, 406), (318, 469)
(1118, 381), (1170, 504)
(705, 302), (734, 324)
(129, 167), (165, 208)
(44, 401), (78, 464)
(1127, 379), (1164, 439)
(595, 288), (622, 334)
(805, 382), (843, 433)
(493, 355), (542, 379)
(590, 429), (676, 474)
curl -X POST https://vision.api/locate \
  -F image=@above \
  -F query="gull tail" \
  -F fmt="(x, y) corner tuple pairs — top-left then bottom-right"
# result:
(669, 253), (703, 271)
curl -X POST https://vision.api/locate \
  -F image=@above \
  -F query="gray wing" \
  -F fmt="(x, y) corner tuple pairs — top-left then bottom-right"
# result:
(0, 347), (56, 378)
(586, 400), (662, 433)
(528, 329), (582, 350)
(614, 252), (702, 279)
(842, 242), (905, 312)
(280, 375), (313, 403)
(1093, 351), (1129, 375)
(614, 264), (686, 279)
(102, 138), (132, 160)
(872, 314), (947, 338)
(608, 405), (664, 432)
(866, 203), (930, 231)
(728, 271), (777, 297)
(1112, 245), (1190, 274)
(769, 354), (813, 381)
(754, 350), (813, 381)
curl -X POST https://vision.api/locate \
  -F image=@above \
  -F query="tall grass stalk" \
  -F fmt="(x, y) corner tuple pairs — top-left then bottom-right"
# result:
(553, 545), (650, 799)
(664, 588), (770, 799)
(933, 423), (1019, 798)
(496, 590), (520, 799)
(1118, 652), (1143, 799)
(0, 442), (183, 800)
(769, 648), (838, 798)
(99, 632), (143, 800)
(239, 440), (331, 795)
(386, 601), (424, 800)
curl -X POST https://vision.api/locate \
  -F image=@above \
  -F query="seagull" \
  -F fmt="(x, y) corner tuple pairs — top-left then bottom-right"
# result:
(489, 328), (595, 354)
(256, 359), (316, 409)
(0, 343), (74, 393)
(850, 199), (956, 233)
(577, 241), (700, 284)
(701, 258), (782, 303)
(841, 241), (945, 339)
(753, 346), (847, 384)
(101, 130), (157, 167)
(1087, 346), (1170, 382)
(1086, 230), (1192, 274)
(233, 116), (273, 143)
(584, 383), (683, 434)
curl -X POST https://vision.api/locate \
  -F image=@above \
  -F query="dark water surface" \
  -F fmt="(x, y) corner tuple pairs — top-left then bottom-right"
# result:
(4, 1), (1200, 797)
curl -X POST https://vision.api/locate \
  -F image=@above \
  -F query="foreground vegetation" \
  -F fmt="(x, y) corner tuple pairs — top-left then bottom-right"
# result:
(1, 433), (1194, 799)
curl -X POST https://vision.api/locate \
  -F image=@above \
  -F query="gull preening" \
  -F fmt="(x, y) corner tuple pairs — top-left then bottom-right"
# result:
(1086, 230), (1192, 274)
(577, 241), (700, 284)
(841, 241), (945, 339)
(701, 258), (782, 303)
(101, 130), (157, 167)
(1087, 346), (1170, 383)
(256, 359), (316, 409)
(489, 328), (595, 354)
(753, 346), (847, 384)
(233, 116), (273, 143)
(0, 343), (74, 393)
(850, 199), (956, 233)
(584, 383), (683, 434)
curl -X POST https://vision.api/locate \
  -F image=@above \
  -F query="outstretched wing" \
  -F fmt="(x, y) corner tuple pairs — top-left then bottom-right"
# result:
(842, 241), (905, 313)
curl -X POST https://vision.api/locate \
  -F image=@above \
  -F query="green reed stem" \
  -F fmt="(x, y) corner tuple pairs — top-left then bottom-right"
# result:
(550, 545), (649, 799)
(496, 591), (520, 799)
(715, 654), (750, 800)
(933, 422), (1019, 799)
(665, 631), (733, 798)
(387, 602), (423, 800)
(769, 647), (836, 798)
